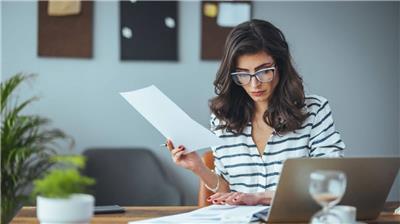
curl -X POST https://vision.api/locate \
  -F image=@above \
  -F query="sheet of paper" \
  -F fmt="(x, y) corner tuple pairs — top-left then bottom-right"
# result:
(120, 85), (224, 152)
(128, 205), (269, 224)
(217, 2), (250, 27)
(48, 0), (81, 16)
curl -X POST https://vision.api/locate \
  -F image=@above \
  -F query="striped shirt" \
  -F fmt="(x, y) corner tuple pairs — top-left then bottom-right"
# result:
(210, 95), (345, 193)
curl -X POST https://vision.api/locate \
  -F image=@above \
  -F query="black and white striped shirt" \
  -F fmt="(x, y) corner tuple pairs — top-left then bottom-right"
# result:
(210, 95), (345, 193)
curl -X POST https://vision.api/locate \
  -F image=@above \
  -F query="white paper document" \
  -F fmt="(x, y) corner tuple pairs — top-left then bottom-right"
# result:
(120, 85), (224, 152)
(128, 205), (269, 224)
(217, 2), (251, 27)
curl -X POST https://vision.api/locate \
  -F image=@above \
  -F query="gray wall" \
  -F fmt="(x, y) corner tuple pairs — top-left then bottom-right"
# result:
(397, 1), (400, 199)
(2, 1), (399, 205)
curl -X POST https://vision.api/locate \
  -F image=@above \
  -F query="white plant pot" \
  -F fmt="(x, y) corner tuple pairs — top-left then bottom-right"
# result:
(37, 194), (94, 224)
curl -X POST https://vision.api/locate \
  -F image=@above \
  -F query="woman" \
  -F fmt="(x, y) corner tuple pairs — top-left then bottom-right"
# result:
(167, 19), (345, 206)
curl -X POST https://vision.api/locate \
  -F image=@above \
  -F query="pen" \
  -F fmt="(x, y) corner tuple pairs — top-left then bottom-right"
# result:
(160, 138), (170, 148)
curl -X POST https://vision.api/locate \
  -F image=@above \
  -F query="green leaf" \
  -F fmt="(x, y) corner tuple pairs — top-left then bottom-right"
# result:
(33, 169), (95, 198)
(1, 73), (75, 223)
(51, 155), (86, 169)
(0, 73), (36, 113)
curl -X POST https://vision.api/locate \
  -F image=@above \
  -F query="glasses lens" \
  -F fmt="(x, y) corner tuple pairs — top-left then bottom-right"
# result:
(232, 73), (250, 85)
(256, 69), (274, 82)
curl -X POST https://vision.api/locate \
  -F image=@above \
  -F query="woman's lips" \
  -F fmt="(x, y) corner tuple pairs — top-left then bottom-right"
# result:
(251, 91), (265, 97)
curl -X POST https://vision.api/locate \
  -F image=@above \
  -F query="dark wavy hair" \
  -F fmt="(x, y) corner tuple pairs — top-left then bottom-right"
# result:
(209, 19), (308, 135)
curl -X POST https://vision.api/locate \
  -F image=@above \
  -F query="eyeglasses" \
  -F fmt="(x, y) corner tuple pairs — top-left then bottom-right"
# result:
(230, 66), (276, 86)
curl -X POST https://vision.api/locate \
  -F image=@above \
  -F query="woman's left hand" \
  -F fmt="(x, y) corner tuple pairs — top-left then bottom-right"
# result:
(207, 191), (274, 205)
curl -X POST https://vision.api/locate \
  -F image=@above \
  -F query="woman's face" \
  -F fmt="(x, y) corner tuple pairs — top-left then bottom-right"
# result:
(234, 51), (280, 104)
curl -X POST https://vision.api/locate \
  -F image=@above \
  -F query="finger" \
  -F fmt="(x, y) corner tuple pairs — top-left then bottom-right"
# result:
(166, 139), (175, 151)
(260, 191), (274, 205)
(225, 192), (240, 205)
(265, 190), (275, 198)
(208, 192), (223, 202)
(170, 146), (184, 156)
(174, 150), (185, 161)
(233, 192), (245, 204)
(264, 197), (272, 205)
(213, 193), (233, 205)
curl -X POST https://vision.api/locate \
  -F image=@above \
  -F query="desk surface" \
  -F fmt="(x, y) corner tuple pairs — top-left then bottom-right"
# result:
(11, 202), (400, 224)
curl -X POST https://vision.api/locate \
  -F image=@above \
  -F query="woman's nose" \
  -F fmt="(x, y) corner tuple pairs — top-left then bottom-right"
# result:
(250, 76), (261, 87)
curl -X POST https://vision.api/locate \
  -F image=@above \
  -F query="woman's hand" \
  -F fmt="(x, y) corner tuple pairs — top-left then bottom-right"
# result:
(166, 139), (203, 172)
(207, 191), (274, 205)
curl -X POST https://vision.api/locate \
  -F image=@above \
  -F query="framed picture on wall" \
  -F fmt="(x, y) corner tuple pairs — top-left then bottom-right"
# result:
(201, 1), (252, 60)
(38, 0), (93, 58)
(120, 1), (178, 61)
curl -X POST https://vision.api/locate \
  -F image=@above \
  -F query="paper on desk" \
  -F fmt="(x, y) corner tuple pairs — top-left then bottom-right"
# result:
(128, 205), (269, 224)
(120, 85), (224, 152)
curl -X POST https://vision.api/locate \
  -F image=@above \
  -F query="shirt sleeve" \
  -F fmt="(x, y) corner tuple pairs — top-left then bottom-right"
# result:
(308, 98), (345, 158)
(209, 114), (230, 181)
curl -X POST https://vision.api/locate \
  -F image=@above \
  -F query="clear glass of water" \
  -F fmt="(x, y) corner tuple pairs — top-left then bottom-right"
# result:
(309, 170), (347, 224)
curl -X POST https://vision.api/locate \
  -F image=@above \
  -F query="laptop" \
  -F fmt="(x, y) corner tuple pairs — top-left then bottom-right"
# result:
(261, 157), (400, 223)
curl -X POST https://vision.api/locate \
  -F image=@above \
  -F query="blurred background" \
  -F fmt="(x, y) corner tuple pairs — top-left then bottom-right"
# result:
(1, 1), (399, 205)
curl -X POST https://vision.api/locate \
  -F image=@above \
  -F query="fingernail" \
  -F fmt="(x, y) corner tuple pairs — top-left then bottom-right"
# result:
(222, 200), (226, 203)
(207, 197), (211, 200)
(213, 200), (217, 203)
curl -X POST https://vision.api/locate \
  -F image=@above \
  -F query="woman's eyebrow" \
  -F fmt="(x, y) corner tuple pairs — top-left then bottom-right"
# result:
(235, 62), (273, 72)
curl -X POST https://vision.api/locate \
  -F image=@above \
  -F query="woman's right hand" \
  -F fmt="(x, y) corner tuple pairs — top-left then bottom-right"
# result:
(166, 139), (204, 172)
(207, 191), (274, 205)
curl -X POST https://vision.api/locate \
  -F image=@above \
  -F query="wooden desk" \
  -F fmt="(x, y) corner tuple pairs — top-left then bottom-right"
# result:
(11, 202), (400, 224)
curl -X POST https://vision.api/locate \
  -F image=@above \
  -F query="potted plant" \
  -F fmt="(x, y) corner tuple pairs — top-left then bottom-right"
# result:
(33, 155), (95, 224)
(1, 74), (74, 223)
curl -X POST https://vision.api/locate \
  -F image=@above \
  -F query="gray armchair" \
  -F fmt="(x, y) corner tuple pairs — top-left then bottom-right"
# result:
(82, 148), (182, 206)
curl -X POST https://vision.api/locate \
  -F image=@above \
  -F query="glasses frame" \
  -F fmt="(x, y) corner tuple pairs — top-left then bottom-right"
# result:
(230, 66), (276, 86)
